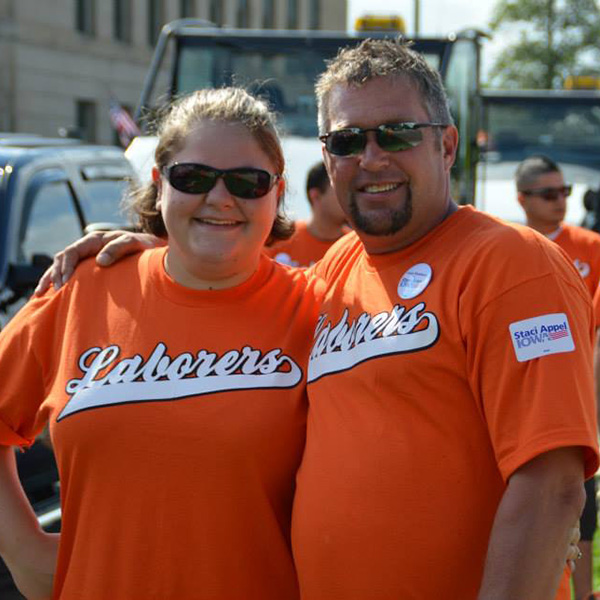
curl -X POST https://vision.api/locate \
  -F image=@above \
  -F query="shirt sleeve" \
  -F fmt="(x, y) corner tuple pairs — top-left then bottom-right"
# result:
(0, 291), (63, 448)
(593, 282), (600, 328)
(464, 270), (599, 481)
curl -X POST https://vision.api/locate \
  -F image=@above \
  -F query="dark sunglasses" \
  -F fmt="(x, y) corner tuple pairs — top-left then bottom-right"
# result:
(520, 185), (572, 201)
(162, 163), (280, 199)
(319, 122), (449, 156)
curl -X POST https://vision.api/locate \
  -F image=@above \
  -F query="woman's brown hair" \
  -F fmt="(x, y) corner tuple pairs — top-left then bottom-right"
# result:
(127, 87), (294, 244)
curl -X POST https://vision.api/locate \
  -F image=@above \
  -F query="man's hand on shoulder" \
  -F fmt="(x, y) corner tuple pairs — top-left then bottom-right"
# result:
(34, 230), (163, 295)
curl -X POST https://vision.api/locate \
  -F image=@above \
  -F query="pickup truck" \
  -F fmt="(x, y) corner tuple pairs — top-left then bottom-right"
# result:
(0, 135), (136, 326)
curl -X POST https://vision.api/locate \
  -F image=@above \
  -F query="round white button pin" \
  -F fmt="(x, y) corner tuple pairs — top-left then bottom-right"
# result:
(397, 263), (433, 299)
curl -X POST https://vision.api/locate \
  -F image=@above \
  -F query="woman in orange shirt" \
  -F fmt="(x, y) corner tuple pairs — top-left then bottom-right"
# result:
(0, 88), (320, 600)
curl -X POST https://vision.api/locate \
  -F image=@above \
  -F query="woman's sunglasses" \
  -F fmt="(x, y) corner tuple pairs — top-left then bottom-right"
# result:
(162, 163), (280, 199)
(319, 122), (449, 156)
(520, 185), (572, 201)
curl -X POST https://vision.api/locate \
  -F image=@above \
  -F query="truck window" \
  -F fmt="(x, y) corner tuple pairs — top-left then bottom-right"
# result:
(78, 165), (132, 225)
(481, 98), (600, 167)
(79, 178), (130, 224)
(476, 92), (600, 225)
(20, 178), (81, 262)
(136, 26), (483, 214)
(175, 37), (444, 138)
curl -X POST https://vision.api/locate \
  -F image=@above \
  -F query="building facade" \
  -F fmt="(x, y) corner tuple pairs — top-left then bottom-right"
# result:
(0, 0), (346, 145)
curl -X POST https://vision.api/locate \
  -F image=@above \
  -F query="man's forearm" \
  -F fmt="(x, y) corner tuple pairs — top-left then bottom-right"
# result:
(477, 447), (585, 600)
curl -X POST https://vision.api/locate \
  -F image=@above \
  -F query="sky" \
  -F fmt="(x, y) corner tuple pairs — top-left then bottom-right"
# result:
(346, 0), (503, 81)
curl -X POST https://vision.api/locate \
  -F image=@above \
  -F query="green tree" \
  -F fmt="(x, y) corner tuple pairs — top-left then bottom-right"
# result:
(489, 0), (600, 89)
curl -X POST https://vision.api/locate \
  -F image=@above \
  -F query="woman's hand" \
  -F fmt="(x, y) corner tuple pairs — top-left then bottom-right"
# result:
(34, 230), (163, 295)
(4, 531), (59, 600)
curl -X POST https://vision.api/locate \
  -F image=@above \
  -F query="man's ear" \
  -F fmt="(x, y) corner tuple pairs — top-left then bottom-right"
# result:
(307, 187), (320, 207)
(516, 191), (527, 210)
(441, 125), (459, 171)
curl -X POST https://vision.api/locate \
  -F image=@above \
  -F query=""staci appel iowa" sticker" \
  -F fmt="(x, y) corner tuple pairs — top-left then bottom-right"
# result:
(509, 313), (575, 362)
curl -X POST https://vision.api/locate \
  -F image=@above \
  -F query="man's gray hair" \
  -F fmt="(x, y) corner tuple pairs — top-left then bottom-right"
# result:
(316, 38), (454, 134)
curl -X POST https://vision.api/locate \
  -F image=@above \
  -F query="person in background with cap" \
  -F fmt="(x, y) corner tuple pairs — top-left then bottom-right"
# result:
(265, 161), (348, 268)
(516, 154), (600, 600)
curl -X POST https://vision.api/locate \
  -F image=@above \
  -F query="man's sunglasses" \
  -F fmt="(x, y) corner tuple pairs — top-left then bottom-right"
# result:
(520, 185), (572, 201)
(319, 122), (449, 156)
(162, 163), (280, 199)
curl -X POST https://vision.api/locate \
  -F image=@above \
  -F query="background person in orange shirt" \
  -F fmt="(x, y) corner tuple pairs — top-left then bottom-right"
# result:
(266, 161), (348, 267)
(0, 88), (321, 600)
(516, 155), (600, 299)
(516, 154), (600, 600)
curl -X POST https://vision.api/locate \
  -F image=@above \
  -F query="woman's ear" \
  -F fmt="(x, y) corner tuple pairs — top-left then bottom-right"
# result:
(151, 166), (163, 210)
(275, 177), (286, 202)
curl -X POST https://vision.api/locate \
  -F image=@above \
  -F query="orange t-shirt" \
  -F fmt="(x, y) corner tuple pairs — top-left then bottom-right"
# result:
(293, 206), (599, 600)
(594, 285), (600, 327)
(0, 248), (322, 600)
(553, 223), (600, 298)
(266, 221), (345, 268)
(551, 223), (600, 326)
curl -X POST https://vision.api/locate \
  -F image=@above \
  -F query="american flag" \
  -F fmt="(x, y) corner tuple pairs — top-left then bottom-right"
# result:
(549, 329), (569, 340)
(109, 97), (141, 148)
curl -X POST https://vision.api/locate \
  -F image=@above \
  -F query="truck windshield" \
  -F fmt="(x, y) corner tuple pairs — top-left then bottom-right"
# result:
(137, 25), (482, 210)
(175, 35), (446, 137)
(481, 95), (600, 168)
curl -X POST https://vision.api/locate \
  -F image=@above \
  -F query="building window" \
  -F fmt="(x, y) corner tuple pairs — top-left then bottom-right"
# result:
(114, 0), (132, 42)
(148, 0), (165, 45)
(287, 0), (298, 29)
(309, 0), (319, 29)
(237, 0), (249, 28)
(76, 0), (96, 35)
(180, 0), (195, 18)
(76, 100), (97, 143)
(263, 0), (275, 28)
(209, 0), (222, 25)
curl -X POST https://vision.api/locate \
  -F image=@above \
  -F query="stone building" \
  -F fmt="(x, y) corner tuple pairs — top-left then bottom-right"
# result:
(0, 0), (346, 144)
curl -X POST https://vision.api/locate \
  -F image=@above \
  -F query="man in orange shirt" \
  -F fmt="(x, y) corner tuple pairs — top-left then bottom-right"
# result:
(516, 155), (600, 600)
(291, 39), (599, 600)
(266, 161), (348, 267)
(516, 155), (600, 298)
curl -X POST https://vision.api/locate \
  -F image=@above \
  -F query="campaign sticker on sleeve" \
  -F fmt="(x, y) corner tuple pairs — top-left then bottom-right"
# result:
(509, 313), (575, 363)
(397, 263), (432, 299)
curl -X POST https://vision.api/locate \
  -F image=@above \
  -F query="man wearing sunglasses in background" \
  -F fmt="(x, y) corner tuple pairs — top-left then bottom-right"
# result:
(35, 39), (598, 599)
(516, 155), (600, 300)
(265, 161), (349, 267)
(516, 154), (600, 600)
